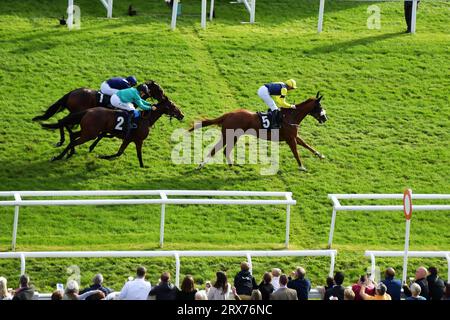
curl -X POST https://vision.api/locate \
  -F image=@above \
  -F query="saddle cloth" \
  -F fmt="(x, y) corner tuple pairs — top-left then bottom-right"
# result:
(257, 111), (282, 130)
(113, 111), (139, 133)
(96, 92), (112, 108)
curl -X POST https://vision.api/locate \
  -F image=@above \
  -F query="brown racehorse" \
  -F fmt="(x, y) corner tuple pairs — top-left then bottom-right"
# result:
(42, 97), (184, 167)
(189, 92), (327, 171)
(33, 80), (166, 146)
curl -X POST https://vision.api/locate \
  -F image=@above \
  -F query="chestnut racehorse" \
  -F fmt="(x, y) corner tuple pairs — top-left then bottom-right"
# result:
(189, 92), (327, 171)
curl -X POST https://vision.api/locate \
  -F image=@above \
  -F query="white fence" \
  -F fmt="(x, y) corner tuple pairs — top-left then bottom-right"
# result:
(0, 249), (337, 290)
(317, 0), (419, 34)
(0, 190), (296, 251)
(365, 251), (450, 282)
(68, 0), (113, 18)
(327, 194), (450, 248)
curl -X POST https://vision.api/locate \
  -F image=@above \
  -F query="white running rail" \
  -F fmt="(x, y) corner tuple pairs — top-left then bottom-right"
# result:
(365, 250), (450, 282)
(0, 250), (337, 289)
(327, 194), (450, 248)
(0, 190), (296, 251)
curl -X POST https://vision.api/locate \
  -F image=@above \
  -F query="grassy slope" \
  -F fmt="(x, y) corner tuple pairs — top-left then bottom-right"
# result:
(0, 0), (448, 292)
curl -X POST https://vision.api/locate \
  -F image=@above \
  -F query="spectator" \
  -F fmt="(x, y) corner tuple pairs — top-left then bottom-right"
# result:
(207, 271), (233, 300)
(118, 266), (151, 300)
(0, 277), (12, 300)
(287, 267), (311, 300)
(318, 276), (335, 300)
(204, 281), (211, 294)
(381, 267), (402, 300)
(270, 274), (297, 300)
(271, 268), (281, 291)
(351, 274), (375, 301)
(403, 267), (429, 300)
(344, 287), (355, 300)
(63, 280), (101, 300)
(176, 275), (197, 300)
(85, 291), (106, 300)
(80, 273), (113, 296)
(195, 291), (208, 300)
(404, 0), (420, 33)
(149, 272), (177, 300)
(234, 262), (258, 300)
(251, 289), (262, 300)
(405, 283), (426, 301)
(324, 272), (345, 301)
(51, 290), (63, 300)
(258, 272), (274, 300)
(443, 282), (450, 300)
(12, 274), (35, 301)
(360, 283), (391, 300)
(426, 267), (445, 301)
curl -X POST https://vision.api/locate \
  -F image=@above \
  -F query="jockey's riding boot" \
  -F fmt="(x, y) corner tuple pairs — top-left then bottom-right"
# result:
(271, 109), (281, 129)
(124, 111), (133, 140)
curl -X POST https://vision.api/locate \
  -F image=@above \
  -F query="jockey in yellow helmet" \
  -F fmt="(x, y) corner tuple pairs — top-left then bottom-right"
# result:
(257, 79), (297, 128)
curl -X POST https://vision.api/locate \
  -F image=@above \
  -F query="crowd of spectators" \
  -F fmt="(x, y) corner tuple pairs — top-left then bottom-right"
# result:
(0, 263), (448, 301)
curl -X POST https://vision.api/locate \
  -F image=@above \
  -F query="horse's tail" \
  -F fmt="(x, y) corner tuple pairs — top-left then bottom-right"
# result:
(188, 115), (226, 132)
(41, 110), (87, 130)
(32, 92), (70, 121)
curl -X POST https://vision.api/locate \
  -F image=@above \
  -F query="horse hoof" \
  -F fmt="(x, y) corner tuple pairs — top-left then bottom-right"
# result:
(315, 152), (325, 159)
(299, 166), (307, 172)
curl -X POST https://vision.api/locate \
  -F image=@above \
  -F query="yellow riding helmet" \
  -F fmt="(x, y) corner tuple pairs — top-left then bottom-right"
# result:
(285, 79), (297, 89)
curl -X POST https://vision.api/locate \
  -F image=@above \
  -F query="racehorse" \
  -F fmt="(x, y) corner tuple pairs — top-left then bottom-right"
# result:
(42, 97), (184, 167)
(33, 80), (165, 121)
(33, 80), (166, 147)
(189, 92), (327, 171)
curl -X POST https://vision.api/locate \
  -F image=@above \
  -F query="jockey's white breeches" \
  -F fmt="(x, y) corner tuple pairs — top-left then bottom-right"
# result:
(257, 86), (278, 111)
(100, 81), (119, 96)
(110, 94), (135, 111)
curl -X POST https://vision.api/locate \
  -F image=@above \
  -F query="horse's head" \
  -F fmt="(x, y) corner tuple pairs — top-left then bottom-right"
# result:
(156, 97), (184, 121)
(144, 80), (166, 101)
(309, 92), (327, 124)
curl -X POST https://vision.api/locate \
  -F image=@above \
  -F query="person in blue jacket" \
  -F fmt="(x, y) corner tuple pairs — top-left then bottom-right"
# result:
(100, 76), (138, 96)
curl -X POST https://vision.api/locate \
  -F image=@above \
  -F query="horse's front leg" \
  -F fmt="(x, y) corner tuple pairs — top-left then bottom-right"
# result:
(99, 139), (131, 160)
(287, 138), (307, 171)
(296, 136), (325, 159)
(135, 139), (144, 168)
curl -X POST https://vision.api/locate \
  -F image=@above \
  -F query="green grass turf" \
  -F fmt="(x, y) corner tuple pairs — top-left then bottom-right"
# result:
(0, 0), (448, 293)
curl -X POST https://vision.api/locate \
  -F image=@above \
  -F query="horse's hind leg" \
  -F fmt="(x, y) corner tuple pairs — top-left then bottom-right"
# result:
(89, 134), (105, 153)
(89, 134), (116, 153)
(197, 137), (226, 169)
(54, 122), (66, 147)
(224, 134), (241, 166)
(51, 135), (91, 162)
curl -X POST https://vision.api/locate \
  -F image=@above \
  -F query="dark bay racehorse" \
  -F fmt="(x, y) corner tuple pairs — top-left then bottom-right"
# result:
(42, 97), (184, 167)
(33, 80), (165, 121)
(189, 92), (327, 171)
(33, 80), (166, 147)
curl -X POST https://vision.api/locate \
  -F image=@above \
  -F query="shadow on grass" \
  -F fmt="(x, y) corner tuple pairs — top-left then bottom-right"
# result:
(307, 31), (405, 55)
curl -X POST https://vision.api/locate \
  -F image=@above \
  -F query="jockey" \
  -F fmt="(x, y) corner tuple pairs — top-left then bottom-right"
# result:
(257, 79), (297, 128)
(110, 84), (152, 138)
(100, 76), (138, 96)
